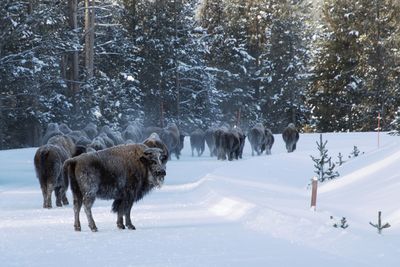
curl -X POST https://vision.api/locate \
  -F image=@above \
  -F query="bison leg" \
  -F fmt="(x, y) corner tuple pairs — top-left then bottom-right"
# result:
(124, 199), (136, 230)
(44, 183), (54, 209)
(83, 196), (98, 232)
(116, 210), (125, 230)
(55, 186), (63, 207)
(73, 194), (83, 231)
(40, 184), (48, 208)
(62, 191), (69, 205)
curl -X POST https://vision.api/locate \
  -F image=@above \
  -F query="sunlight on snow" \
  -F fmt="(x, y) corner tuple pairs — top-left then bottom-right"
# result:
(208, 197), (254, 220)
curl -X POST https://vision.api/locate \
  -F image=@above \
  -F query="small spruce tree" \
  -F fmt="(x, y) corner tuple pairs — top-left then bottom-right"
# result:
(337, 152), (346, 166)
(310, 134), (339, 182)
(369, 211), (391, 234)
(349, 146), (363, 158)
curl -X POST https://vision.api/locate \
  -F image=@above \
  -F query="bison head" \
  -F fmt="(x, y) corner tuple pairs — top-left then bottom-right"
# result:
(141, 147), (167, 188)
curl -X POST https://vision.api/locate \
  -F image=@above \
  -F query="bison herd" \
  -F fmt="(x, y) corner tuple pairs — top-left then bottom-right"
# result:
(34, 121), (299, 232)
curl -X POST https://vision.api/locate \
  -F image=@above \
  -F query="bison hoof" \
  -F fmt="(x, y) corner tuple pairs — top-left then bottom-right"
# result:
(43, 204), (52, 209)
(126, 224), (136, 230)
(117, 223), (125, 230)
(62, 199), (69, 205)
(90, 227), (98, 232)
(74, 226), (81, 231)
(56, 201), (62, 207)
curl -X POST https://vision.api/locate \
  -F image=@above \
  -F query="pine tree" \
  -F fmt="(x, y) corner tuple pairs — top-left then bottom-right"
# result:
(309, 0), (400, 132)
(0, 0), (73, 148)
(262, 0), (312, 131)
(310, 134), (340, 182)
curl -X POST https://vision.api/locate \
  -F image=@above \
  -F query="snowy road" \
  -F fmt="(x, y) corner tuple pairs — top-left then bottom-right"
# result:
(1, 132), (400, 266)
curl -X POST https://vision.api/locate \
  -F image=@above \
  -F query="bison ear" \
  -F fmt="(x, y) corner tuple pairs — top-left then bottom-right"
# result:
(141, 148), (156, 164)
(140, 155), (149, 165)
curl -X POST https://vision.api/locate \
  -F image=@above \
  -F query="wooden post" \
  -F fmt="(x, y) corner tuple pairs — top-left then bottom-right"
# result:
(310, 176), (318, 211)
(377, 112), (381, 148)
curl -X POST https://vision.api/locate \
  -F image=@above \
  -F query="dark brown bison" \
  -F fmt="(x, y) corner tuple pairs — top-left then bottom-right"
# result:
(190, 129), (205, 157)
(83, 122), (98, 140)
(63, 144), (167, 232)
(214, 127), (241, 161)
(86, 136), (107, 152)
(122, 124), (143, 143)
(100, 126), (124, 145)
(160, 123), (181, 160)
(205, 127), (217, 157)
(41, 122), (63, 145)
(34, 135), (84, 208)
(143, 133), (169, 163)
(142, 126), (163, 141)
(232, 127), (245, 159)
(262, 128), (274, 155)
(282, 123), (299, 153)
(248, 123), (266, 156)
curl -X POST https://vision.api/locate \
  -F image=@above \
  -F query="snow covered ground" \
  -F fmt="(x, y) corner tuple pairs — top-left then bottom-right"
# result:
(1, 132), (400, 266)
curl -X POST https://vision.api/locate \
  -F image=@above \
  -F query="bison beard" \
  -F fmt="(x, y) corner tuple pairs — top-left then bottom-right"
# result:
(63, 144), (167, 232)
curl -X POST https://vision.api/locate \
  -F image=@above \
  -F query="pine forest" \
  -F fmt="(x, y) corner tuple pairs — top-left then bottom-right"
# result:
(0, 0), (399, 149)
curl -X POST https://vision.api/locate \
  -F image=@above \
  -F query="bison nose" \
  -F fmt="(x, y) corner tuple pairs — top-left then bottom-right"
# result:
(157, 170), (166, 176)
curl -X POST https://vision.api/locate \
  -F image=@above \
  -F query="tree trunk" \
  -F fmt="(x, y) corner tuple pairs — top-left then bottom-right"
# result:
(85, 0), (95, 79)
(67, 0), (80, 116)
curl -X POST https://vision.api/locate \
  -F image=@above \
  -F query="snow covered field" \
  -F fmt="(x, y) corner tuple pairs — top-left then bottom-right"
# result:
(1, 132), (400, 266)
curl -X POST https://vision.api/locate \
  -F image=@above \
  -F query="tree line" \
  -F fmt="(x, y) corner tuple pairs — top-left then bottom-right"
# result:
(0, 0), (399, 149)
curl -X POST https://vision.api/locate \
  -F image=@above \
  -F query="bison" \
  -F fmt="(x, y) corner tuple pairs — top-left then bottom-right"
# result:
(63, 144), (167, 232)
(248, 123), (266, 156)
(83, 122), (98, 140)
(214, 127), (241, 161)
(263, 128), (275, 155)
(190, 129), (205, 157)
(232, 126), (245, 159)
(282, 123), (299, 153)
(34, 135), (84, 208)
(160, 123), (181, 160)
(41, 122), (63, 145)
(205, 127), (217, 157)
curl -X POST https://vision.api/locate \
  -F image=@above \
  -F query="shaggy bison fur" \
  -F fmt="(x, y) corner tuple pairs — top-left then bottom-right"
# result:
(143, 133), (169, 163)
(63, 144), (167, 232)
(34, 135), (85, 208)
(282, 123), (299, 153)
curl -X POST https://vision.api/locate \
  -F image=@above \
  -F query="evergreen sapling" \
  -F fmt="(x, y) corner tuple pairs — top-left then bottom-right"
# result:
(369, 211), (391, 234)
(310, 134), (339, 182)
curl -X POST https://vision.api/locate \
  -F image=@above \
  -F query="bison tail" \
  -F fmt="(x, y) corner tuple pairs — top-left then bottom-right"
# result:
(63, 159), (78, 196)
(111, 199), (123, 213)
(39, 149), (51, 181)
